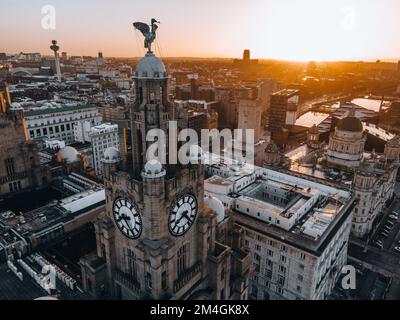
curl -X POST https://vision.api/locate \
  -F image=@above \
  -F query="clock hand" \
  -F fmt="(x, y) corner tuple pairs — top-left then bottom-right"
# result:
(175, 210), (189, 226)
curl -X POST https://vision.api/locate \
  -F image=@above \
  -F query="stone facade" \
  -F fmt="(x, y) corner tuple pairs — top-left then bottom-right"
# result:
(80, 51), (250, 300)
(327, 111), (366, 168)
(325, 111), (400, 238)
(351, 140), (400, 238)
(0, 82), (50, 195)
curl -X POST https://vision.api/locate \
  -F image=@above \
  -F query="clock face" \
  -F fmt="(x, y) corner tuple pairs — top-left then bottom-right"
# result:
(169, 193), (198, 237)
(113, 198), (142, 239)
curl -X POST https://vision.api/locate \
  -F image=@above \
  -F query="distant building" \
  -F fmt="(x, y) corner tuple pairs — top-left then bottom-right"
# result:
(268, 89), (300, 136)
(327, 108), (366, 168)
(285, 110), (400, 239)
(25, 102), (102, 144)
(238, 98), (263, 141)
(16, 52), (41, 63)
(88, 123), (119, 177)
(233, 49), (259, 69)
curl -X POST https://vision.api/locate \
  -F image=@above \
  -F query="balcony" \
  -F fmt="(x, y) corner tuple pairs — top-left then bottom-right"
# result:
(173, 261), (202, 293)
(0, 171), (28, 184)
(114, 268), (141, 294)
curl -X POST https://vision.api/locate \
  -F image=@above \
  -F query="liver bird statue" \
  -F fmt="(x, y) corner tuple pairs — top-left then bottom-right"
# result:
(133, 18), (160, 53)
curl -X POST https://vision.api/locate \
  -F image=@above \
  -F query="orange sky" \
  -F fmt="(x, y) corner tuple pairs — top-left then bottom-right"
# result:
(1, 0), (400, 61)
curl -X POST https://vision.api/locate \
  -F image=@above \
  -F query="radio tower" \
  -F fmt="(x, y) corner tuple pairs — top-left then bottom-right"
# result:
(50, 40), (62, 82)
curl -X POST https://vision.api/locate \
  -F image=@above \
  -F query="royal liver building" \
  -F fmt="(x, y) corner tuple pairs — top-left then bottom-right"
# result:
(80, 20), (250, 300)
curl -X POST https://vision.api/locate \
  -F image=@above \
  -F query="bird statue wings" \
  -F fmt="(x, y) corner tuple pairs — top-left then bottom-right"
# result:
(133, 19), (160, 53)
(133, 22), (150, 37)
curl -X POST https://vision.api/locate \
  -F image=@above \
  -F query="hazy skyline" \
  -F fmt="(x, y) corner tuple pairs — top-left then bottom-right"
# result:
(2, 0), (400, 61)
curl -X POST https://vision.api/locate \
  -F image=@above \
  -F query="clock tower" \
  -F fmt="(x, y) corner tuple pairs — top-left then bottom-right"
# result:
(80, 21), (250, 300)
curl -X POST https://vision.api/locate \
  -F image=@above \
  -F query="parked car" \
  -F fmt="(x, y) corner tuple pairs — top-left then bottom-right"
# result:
(394, 246), (400, 253)
(389, 215), (398, 220)
(381, 232), (389, 238)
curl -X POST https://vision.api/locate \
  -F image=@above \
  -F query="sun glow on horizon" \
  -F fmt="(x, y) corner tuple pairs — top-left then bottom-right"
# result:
(1, 0), (400, 62)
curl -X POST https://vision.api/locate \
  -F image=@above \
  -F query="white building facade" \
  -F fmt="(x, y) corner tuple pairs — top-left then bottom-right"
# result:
(88, 123), (119, 177)
(25, 103), (102, 144)
(205, 162), (355, 300)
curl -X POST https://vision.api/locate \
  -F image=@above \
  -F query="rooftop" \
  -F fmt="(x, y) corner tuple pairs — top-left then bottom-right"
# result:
(205, 158), (354, 254)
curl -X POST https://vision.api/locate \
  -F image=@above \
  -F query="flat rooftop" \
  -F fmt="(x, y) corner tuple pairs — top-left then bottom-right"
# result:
(205, 157), (354, 253)
(272, 89), (299, 97)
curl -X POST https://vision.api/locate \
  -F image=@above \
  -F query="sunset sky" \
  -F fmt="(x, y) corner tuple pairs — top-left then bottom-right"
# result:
(1, 0), (400, 61)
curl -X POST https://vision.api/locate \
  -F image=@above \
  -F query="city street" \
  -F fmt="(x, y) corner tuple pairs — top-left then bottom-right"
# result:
(370, 196), (400, 254)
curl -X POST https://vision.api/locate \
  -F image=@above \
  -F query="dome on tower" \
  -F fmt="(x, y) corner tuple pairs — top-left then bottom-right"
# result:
(103, 147), (120, 164)
(142, 159), (166, 178)
(204, 195), (225, 223)
(135, 52), (167, 79)
(56, 146), (80, 163)
(336, 117), (363, 132)
(336, 108), (363, 132)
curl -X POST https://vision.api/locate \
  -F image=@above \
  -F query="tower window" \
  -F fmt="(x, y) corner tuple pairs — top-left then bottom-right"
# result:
(145, 272), (152, 290)
(177, 243), (188, 274)
(5, 158), (15, 176)
(162, 271), (168, 290)
(125, 248), (137, 281)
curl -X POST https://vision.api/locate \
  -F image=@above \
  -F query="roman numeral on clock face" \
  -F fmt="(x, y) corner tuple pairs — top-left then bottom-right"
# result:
(113, 198), (142, 239)
(169, 194), (198, 237)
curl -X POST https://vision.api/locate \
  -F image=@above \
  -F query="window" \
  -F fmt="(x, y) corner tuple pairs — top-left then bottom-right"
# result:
(265, 269), (272, 279)
(162, 271), (168, 290)
(280, 255), (287, 263)
(145, 272), (152, 290)
(126, 248), (137, 280)
(267, 250), (274, 257)
(220, 288), (225, 300)
(279, 265), (286, 274)
(177, 244), (188, 274)
(278, 275), (285, 286)
(251, 285), (258, 297)
(297, 274), (303, 282)
(5, 158), (15, 176)
(299, 252), (306, 260)
(281, 245), (288, 252)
